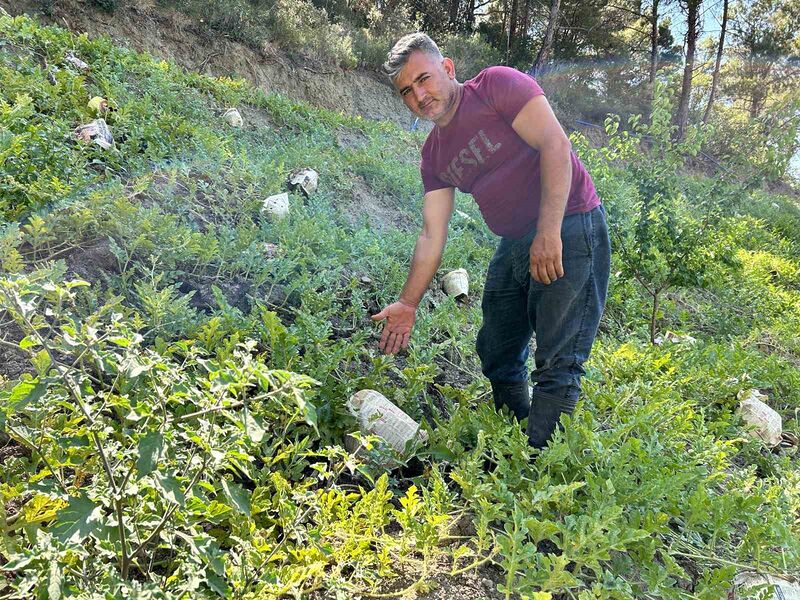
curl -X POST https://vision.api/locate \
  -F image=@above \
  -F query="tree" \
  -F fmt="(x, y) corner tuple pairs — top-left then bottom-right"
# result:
(506, 0), (520, 64)
(674, 0), (701, 140)
(702, 0), (729, 124)
(531, 0), (560, 76)
(649, 0), (661, 85)
(600, 86), (732, 343)
(724, 0), (800, 119)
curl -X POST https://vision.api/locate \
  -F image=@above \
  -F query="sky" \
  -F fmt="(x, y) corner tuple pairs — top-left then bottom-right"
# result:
(666, 0), (728, 45)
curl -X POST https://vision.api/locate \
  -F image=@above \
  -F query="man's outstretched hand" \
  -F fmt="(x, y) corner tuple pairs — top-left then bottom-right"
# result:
(371, 300), (417, 354)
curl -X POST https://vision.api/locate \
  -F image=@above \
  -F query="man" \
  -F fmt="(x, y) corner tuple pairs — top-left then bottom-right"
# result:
(371, 33), (610, 449)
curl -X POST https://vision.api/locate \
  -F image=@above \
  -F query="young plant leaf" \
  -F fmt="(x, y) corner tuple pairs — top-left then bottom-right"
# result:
(137, 431), (164, 477)
(220, 479), (251, 517)
(51, 495), (102, 544)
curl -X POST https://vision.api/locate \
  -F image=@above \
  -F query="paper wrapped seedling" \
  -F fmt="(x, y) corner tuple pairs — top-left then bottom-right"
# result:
(65, 51), (89, 70)
(347, 390), (428, 454)
(261, 193), (290, 220)
(223, 108), (243, 128)
(738, 389), (782, 447)
(733, 572), (800, 599)
(288, 168), (319, 197)
(442, 268), (469, 299)
(73, 119), (114, 150)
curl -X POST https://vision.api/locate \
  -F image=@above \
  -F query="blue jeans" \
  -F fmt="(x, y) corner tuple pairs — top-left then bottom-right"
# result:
(476, 205), (611, 447)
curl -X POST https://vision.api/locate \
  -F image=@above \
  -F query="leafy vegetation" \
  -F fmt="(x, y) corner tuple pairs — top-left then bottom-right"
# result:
(1, 12), (800, 599)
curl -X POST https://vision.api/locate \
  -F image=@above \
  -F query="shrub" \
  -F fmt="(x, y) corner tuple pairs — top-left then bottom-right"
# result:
(440, 33), (503, 81)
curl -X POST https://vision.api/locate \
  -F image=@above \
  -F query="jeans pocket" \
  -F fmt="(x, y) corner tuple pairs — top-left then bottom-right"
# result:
(484, 238), (517, 291)
(561, 211), (591, 259)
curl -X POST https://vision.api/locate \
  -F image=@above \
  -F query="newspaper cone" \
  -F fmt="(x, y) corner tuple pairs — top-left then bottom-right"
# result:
(738, 389), (782, 447)
(73, 119), (114, 150)
(223, 108), (243, 128)
(65, 52), (89, 70)
(442, 268), (469, 299)
(288, 168), (319, 196)
(733, 572), (800, 599)
(261, 193), (290, 220)
(347, 390), (428, 454)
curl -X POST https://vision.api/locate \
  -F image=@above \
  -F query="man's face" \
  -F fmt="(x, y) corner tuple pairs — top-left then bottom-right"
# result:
(393, 51), (457, 123)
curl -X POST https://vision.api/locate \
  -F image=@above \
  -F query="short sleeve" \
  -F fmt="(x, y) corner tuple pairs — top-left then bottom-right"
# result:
(476, 66), (544, 125)
(420, 162), (450, 193)
(420, 139), (452, 193)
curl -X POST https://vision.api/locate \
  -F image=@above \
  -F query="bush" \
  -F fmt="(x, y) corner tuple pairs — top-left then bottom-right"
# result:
(704, 95), (800, 183)
(440, 33), (502, 81)
(269, 0), (358, 69)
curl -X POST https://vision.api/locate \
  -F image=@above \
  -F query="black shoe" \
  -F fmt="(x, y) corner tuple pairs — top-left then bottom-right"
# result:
(490, 380), (531, 423)
(526, 390), (577, 449)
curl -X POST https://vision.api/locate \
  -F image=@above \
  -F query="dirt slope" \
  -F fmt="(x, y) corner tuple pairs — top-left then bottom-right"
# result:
(0, 0), (419, 128)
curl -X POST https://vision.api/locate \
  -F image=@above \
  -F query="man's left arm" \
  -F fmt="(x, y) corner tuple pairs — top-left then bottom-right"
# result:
(511, 95), (573, 285)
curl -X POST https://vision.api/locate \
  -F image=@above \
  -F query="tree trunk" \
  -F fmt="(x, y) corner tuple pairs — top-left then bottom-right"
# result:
(649, 0), (659, 84)
(674, 0), (700, 141)
(531, 0), (560, 77)
(650, 290), (660, 345)
(466, 0), (476, 30)
(506, 0), (519, 64)
(519, 0), (531, 56)
(702, 0), (728, 124)
(448, 0), (460, 30)
(750, 84), (767, 119)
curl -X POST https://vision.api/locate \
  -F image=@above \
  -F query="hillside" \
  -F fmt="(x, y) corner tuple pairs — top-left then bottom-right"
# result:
(0, 0), (417, 128)
(1, 9), (800, 600)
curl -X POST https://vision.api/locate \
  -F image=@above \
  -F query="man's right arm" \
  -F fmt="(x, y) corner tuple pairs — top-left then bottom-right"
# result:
(400, 187), (455, 306)
(372, 187), (455, 354)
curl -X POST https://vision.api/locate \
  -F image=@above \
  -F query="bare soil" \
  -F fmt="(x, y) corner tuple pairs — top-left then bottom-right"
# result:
(337, 176), (418, 233)
(0, 0), (416, 128)
(0, 321), (30, 381)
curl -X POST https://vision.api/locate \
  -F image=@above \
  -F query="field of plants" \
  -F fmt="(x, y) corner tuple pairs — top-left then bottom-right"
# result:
(1, 12), (800, 600)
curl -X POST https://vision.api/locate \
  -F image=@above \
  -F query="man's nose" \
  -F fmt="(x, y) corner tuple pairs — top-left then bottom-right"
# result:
(413, 84), (427, 103)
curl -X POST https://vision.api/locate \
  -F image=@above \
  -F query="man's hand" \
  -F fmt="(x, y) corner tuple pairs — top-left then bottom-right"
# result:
(371, 301), (417, 354)
(529, 229), (564, 284)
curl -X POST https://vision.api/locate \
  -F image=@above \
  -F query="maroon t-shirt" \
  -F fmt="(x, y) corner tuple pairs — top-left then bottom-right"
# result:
(420, 66), (600, 239)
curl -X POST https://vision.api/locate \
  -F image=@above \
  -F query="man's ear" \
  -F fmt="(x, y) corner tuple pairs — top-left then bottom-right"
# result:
(442, 57), (456, 80)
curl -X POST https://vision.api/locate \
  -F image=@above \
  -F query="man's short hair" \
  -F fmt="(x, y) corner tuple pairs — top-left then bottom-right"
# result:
(383, 33), (443, 83)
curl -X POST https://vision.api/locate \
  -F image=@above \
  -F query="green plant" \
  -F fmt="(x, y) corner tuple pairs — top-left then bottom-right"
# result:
(0, 266), (321, 595)
(1, 13), (799, 600)
(586, 86), (740, 343)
